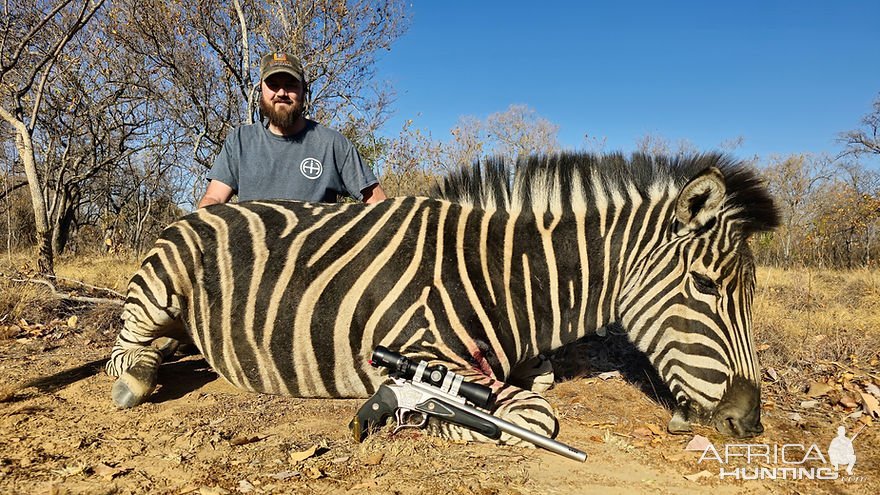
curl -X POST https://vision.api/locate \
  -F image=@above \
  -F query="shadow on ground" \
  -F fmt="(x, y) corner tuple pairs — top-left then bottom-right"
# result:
(550, 326), (676, 411)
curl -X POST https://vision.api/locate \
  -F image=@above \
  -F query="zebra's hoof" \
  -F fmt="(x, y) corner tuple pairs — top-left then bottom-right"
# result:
(111, 365), (158, 409)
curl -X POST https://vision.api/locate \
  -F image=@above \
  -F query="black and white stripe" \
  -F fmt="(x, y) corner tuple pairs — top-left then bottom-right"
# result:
(106, 152), (778, 441)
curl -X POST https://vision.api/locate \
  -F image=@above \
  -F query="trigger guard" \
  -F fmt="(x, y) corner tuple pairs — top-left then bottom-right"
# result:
(392, 409), (428, 434)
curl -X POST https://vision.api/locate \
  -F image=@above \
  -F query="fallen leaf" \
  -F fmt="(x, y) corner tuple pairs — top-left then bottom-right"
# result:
(755, 343), (770, 352)
(800, 400), (819, 409)
(238, 480), (255, 494)
(632, 427), (653, 439)
(198, 487), (230, 495)
(268, 471), (299, 480)
(866, 383), (880, 400)
(67, 316), (78, 329)
(362, 452), (384, 466)
(229, 436), (261, 446)
(859, 391), (880, 418)
(94, 463), (131, 480)
(684, 470), (714, 482)
(765, 367), (779, 381)
(807, 381), (834, 398)
(839, 393), (859, 409)
(597, 370), (621, 380)
(645, 423), (665, 436)
(289, 445), (319, 463)
(305, 466), (324, 479)
(685, 435), (711, 451)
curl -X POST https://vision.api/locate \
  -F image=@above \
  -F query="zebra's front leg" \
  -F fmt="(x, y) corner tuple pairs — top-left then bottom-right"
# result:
(106, 343), (163, 409)
(426, 370), (559, 447)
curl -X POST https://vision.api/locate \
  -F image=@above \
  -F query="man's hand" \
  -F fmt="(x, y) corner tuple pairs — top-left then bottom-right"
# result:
(362, 183), (387, 204)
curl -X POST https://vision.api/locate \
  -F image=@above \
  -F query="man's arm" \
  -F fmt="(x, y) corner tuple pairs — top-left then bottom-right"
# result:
(361, 183), (387, 204)
(198, 180), (235, 208)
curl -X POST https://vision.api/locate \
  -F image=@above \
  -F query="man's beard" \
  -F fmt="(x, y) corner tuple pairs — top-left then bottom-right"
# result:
(260, 95), (304, 134)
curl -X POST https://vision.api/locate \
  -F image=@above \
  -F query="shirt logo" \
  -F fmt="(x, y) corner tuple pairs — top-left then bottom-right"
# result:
(300, 158), (323, 180)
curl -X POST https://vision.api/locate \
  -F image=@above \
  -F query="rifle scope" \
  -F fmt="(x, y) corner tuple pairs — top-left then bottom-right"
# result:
(371, 346), (495, 410)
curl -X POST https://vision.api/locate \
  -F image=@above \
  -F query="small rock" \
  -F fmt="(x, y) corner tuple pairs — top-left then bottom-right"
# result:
(684, 470), (714, 482)
(799, 400), (819, 409)
(685, 435), (711, 451)
(597, 370), (621, 380)
(268, 471), (299, 480)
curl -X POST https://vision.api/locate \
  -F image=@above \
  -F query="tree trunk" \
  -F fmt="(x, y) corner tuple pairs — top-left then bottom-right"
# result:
(10, 121), (54, 275)
(52, 196), (77, 256)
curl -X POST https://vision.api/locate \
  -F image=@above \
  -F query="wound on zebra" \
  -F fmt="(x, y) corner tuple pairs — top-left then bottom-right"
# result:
(105, 151), (779, 444)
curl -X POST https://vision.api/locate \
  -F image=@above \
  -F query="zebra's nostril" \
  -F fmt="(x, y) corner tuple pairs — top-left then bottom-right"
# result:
(726, 417), (737, 433)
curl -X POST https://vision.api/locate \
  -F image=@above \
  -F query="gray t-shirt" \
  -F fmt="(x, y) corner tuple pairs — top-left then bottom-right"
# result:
(207, 120), (378, 202)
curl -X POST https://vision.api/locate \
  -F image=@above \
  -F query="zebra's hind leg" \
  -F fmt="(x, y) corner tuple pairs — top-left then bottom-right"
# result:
(426, 370), (559, 447)
(107, 345), (163, 409)
(105, 269), (185, 408)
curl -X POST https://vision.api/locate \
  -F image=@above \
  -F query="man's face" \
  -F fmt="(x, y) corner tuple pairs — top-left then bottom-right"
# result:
(260, 73), (305, 133)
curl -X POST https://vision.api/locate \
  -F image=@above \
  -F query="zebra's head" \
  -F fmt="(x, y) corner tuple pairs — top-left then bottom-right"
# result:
(618, 162), (779, 438)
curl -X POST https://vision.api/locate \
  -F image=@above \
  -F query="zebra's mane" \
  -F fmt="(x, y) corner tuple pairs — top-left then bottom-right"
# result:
(428, 152), (779, 235)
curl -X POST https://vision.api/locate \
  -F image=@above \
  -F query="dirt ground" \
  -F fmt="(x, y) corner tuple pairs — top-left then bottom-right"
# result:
(1, 324), (876, 495)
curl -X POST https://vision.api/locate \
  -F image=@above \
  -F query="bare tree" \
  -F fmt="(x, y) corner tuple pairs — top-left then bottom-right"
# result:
(445, 115), (485, 169)
(761, 154), (834, 265)
(0, 0), (106, 274)
(812, 162), (880, 267)
(635, 133), (698, 158)
(484, 104), (559, 159)
(380, 119), (443, 197)
(840, 94), (880, 157)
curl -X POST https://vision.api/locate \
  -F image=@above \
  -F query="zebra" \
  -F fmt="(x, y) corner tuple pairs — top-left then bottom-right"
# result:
(105, 152), (778, 443)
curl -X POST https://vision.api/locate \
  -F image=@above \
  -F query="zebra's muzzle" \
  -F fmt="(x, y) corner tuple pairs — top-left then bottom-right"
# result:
(711, 376), (763, 438)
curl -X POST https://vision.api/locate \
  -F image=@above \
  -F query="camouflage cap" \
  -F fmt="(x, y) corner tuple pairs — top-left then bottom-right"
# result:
(260, 52), (305, 82)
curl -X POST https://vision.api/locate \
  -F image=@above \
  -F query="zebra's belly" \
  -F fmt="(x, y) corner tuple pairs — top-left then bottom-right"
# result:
(194, 341), (381, 399)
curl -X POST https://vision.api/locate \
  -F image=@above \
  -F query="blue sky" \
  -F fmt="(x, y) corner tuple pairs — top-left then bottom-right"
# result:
(376, 1), (880, 164)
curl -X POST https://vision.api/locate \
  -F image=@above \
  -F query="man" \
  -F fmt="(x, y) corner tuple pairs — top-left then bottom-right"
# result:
(199, 52), (386, 208)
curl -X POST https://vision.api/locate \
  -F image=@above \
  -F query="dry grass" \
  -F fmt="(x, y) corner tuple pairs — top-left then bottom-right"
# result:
(0, 251), (138, 338)
(753, 266), (880, 391)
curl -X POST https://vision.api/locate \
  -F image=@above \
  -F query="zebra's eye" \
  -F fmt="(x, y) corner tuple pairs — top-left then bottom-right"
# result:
(691, 272), (720, 296)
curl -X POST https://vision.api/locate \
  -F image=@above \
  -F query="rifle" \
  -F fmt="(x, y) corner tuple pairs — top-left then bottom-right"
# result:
(349, 346), (587, 462)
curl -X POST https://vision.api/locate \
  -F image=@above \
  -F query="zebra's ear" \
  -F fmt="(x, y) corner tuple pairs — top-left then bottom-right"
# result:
(674, 167), (726, 233)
